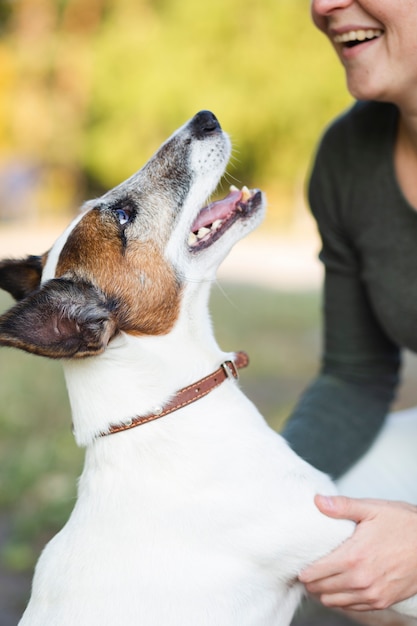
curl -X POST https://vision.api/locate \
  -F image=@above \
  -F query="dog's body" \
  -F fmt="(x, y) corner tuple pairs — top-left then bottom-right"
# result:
(1, 111), (416, 625)
(20, 378), (351, 626)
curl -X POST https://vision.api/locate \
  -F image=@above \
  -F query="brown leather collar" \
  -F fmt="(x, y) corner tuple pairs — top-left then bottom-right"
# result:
(101, 351), (249, 437)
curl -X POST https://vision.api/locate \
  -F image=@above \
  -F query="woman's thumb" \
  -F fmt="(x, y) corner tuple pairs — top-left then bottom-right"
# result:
(314, 494), (370, 523)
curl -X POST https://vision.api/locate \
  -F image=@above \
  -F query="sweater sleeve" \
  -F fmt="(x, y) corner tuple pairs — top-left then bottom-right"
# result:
(282, 120), (401, 479)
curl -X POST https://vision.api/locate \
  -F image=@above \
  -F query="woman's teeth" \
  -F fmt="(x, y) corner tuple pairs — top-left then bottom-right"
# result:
(333, 28), (383, 45)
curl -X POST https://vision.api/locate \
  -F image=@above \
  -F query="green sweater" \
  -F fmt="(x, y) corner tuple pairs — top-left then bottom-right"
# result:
(282, 100), (417, 479)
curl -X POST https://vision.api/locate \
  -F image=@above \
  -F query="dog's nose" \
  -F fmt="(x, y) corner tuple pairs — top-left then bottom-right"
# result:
(191, 110), (221, 139)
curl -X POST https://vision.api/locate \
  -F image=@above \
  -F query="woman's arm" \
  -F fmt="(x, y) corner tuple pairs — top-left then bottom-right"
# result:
(282, 116), (401, 478)
(283, 269), (400, 478)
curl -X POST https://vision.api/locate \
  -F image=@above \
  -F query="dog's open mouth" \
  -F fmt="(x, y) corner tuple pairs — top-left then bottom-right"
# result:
(188, 186), (262, 251)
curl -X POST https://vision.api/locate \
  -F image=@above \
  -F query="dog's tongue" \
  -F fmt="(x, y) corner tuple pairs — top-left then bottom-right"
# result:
(192, 189), (242, 231)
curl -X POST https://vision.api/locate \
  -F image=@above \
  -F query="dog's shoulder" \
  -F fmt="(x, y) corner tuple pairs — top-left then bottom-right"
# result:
(249, 431), (355, 575)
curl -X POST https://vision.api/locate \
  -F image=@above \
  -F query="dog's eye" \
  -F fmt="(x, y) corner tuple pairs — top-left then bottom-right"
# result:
(115, 208), (132, 226)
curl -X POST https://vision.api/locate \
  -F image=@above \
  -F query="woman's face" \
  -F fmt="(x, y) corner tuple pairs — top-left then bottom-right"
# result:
(310, 0), (417, 108)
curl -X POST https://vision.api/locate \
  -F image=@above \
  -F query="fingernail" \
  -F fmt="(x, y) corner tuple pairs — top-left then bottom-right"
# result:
(317, 494), (336, 510)
(298, 570), (308, 583)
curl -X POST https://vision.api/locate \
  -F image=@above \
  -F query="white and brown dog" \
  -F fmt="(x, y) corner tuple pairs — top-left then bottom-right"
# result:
(0, 111), (416, 625)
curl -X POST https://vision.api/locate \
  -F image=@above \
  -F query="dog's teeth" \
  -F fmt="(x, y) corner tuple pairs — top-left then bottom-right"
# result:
(188, 232), (198, 246)
(197, 227), (210, 239)
(211, 220), (222, 231)
(241, 186), (251, 201)
(229, 185), (239, 192)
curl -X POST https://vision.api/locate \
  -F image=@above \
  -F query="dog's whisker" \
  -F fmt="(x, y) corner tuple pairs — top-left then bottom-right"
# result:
(212, 280), (240, 310)
(177, 272), (217, 285)
(222, 173), (243, 190)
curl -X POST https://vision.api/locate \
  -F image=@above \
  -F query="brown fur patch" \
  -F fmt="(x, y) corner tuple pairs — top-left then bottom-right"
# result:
(55, 209), (182, 336)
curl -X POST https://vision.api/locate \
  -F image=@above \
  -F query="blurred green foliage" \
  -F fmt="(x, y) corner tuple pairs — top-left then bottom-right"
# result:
(0, 0), (351, 221)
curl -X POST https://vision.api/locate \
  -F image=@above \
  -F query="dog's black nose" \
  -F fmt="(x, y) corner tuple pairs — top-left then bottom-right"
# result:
(191, 110), (221, 139)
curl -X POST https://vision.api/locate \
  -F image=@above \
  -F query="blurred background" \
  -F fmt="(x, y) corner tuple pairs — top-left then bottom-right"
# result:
(0, 0), (351, 225)
(1, 1), (415, 624)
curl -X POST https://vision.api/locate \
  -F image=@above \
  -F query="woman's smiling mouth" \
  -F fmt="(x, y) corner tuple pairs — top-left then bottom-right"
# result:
(333, 28), (384, 48)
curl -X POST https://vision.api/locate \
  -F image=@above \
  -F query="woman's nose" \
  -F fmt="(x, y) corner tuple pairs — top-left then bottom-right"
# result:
(312, 0), (353, 14)
(311, 0), (354, 32)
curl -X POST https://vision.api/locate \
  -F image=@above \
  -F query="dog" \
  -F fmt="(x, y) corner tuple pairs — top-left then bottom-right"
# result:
(1, 111), (416, 625)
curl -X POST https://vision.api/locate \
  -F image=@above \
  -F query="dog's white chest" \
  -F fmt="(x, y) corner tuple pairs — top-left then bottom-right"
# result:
(19, 395), (352, 626)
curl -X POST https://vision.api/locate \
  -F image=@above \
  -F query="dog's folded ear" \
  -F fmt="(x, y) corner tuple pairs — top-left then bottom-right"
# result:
(0, 278), (118, 359)
(0, 256), (43, 300)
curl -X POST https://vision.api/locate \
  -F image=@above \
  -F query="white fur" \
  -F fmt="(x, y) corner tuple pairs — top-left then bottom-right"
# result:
(17, 113), (417, 625)
(41, 211), (85, 284)
(23, 335), (355, 626)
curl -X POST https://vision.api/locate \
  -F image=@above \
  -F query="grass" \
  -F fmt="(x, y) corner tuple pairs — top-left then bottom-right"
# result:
(0, 284), (320, 572)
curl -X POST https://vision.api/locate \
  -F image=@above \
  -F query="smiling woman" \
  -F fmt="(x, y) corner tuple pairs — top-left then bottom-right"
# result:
(284, 0), (417, 619)
(310, 0), (417, 103)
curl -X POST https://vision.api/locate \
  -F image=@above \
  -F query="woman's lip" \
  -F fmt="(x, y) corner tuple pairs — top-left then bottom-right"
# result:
(338, 34), (382, 60)
(330, 24), (383, 35)
(327, 25), (384, 58)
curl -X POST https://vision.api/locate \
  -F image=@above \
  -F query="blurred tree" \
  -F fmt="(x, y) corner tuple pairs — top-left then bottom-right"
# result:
(0, 0), (12, 32)
(0, 0), (351, 222)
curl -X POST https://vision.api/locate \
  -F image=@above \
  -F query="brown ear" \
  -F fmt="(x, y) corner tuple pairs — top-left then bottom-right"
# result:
(0, 278), (118, 359)
(0, 256), (43, 300)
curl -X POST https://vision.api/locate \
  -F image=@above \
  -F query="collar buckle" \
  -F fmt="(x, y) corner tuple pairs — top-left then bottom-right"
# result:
(222, 359), (239, 380)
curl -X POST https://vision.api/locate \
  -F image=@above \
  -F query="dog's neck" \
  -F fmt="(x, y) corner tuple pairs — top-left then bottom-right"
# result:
(64, 282), (228, 446)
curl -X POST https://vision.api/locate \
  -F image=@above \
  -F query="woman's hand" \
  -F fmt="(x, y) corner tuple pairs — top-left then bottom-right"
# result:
(299, 495), (417, 611)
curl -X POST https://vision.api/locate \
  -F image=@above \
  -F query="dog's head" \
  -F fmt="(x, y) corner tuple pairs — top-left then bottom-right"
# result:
(0, 111), (265, 359)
